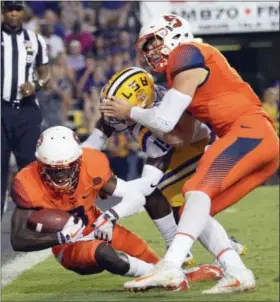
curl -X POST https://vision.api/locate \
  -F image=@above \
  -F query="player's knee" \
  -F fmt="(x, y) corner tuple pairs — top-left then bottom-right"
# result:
(182, 182), (213, 201)
(179, 190), (212, 218)
(95, 242), (129, 275)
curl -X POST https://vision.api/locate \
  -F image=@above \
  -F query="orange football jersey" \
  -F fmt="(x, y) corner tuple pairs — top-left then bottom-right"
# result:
(166, 42), (271, 137)
(12, 147), (112, 224)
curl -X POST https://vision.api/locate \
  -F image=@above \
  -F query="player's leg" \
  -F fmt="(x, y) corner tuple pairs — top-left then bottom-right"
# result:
(95, 242), (154, 277)
(145, 189), (195, 267)
(210, 156), (279, 216)
(145, 189), (177, 248)
(52, 241), (105, 275)
(13, 106), (41, 171)
(183, 158), (278, 293)
(185, 121), (278, 293)
(167, 120), (279, 269)
(52, 240), (155, 277)
(124, 117), (278, 291)
(1, 116), (12, 218)
(111, 223), (160, 264)
(154, 137), (209, 262)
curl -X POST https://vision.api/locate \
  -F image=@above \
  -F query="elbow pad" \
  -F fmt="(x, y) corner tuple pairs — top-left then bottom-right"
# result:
(128, 165), (164, 196)
(111, 178), (146, 219)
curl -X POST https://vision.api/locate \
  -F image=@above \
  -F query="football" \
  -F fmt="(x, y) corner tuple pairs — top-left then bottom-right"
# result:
(27, 209), (70, 233)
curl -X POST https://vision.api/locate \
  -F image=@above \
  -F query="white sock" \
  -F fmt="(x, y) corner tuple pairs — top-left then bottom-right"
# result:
(198, 217), (246, 271)
(125, 254), (155, 277)
(219, 249), (247, 273)
(164, 191), (211, 268)
(153, 212), (177, 247)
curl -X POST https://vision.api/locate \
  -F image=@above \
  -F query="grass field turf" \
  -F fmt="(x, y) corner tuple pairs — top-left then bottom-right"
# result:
(2, 186), (279, 301)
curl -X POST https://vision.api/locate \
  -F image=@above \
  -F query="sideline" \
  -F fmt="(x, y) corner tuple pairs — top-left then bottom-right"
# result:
(1, 249), (51, 288)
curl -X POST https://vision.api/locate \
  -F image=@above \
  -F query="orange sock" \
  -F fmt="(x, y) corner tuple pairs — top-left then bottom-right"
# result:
(112, 224), (160, 264)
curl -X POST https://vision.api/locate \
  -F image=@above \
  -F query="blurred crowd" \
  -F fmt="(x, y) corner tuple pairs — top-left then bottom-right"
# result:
(22, 1), (143, 180)
(19, 1), (279, 183)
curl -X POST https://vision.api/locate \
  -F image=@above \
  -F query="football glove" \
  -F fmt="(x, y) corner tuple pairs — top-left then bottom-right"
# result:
(57, 216), (85, 244)
(93, 209), (118, 242)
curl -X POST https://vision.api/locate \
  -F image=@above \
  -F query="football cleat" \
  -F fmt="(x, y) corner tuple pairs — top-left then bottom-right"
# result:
(182, 252), (195, 268)
(184, 265), (223, 283)
(202, 268), (255, 294)
(123, 260), (189, 292)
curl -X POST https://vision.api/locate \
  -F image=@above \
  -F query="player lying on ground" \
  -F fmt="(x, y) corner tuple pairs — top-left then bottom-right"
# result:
(83, 66), (247, 278)
(10, 126), (161, 278)
(99, 15), (279, 293)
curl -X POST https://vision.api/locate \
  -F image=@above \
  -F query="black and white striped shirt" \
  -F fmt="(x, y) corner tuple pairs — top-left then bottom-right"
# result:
(1, 24), (49, 102)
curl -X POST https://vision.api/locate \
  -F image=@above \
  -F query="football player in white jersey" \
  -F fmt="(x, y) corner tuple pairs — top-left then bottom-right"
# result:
(83, 67), (247, 284)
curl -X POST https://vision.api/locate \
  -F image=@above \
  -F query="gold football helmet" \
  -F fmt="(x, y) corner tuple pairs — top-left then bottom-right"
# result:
(102, 67), (155, 109)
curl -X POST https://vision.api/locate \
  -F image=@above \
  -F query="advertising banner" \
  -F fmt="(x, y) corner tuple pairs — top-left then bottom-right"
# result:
(140, 1), (279, 35)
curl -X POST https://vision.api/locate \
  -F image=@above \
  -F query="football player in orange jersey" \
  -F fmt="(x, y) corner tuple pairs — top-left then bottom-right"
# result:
(100, 15), (279, 293)
(10, 126), (161, 279)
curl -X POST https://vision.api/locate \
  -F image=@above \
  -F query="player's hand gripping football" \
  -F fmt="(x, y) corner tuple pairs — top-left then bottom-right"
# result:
(93, 209), (118, 242)
(100, 97), (134, 120)
(57, 216), (85, 244)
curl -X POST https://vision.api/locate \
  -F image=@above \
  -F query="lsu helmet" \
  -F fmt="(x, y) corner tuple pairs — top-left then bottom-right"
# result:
(137, 14), (193, 73)
(35, 126), (82, 194)
(101, 67), (156, 130)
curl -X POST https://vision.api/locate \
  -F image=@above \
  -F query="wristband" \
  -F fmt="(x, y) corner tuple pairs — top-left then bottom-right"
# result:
(57, 232), (66, 244)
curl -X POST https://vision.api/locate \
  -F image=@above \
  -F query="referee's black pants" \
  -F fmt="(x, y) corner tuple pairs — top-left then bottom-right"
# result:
(1, 98), (42, 218)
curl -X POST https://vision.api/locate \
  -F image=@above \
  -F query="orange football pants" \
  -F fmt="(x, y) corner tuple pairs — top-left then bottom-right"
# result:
(52, 223), (160, 274)
(182, 114), (279, 216)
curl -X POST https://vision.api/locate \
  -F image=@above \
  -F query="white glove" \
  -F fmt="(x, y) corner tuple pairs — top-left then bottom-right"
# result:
(93, 209), (118, 243)
(57, 216), (85, 244)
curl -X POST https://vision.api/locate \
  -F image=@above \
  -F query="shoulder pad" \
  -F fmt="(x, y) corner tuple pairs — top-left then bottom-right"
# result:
(12, 163), (44, 209)
(82, 147), (112, 189)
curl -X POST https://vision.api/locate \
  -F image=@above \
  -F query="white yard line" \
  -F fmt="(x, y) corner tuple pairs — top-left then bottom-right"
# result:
(224, 208), (237, 213)
(1, 249), (51, 288)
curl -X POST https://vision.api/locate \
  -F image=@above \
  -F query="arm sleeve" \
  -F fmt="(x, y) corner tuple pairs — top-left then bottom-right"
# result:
(130, 88), (192, 133)
(110, 178), (146, 219)
(36, 34), (49, 66)
(127, 164), (164, 196)
(168, 44), (206, 81)
(11, 178), (33, 209)
(109, 165), (165, 218)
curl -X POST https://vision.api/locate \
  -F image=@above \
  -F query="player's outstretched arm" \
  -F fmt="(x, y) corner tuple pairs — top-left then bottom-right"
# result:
(10, 207), (59, 252)
(128, 69), (206, 133)
(92, 175), (146, 242)
(103, 176), (146, 219)
(99, 70), (202, 134)
(10, 178), (85, 252)
(100, 45), (208, 134)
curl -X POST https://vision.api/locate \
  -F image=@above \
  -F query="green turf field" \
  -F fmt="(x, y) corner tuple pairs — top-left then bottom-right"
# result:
(2, 186), (279, 301)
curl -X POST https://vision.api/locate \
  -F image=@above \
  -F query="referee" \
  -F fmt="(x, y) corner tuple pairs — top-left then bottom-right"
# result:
(1, 1), (50, 218)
